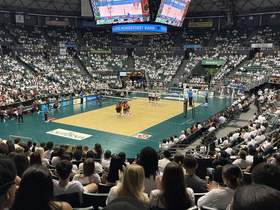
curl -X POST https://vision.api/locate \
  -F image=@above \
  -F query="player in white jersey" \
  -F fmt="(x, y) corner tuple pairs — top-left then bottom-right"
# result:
(151, 91), (156, 105)
(156, 91), (161, 105)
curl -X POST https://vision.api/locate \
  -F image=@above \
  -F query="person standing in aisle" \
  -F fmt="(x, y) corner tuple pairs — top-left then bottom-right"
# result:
(44, 103), (49, 122)
(18, 103), (25, 124)
(80, 91), (84, 106)
(188, 87), (193, 107)
(205, 90), (209, 105)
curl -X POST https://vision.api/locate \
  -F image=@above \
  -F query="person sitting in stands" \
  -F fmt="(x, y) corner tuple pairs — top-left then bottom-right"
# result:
(197, 164), (243, 209)
(53, 160), (98, 206)
(106, 164), (149, 205)
(149, 162), (195, 209)
(73, 158), (100, 185)
(11, 164), (72, 210)
(183, 155), (207, 193)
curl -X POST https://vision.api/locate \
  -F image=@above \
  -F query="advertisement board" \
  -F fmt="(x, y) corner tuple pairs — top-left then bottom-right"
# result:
(188, 22), (213, 27)
(201, 60), (226, 66)
(86, 95), (97, 102)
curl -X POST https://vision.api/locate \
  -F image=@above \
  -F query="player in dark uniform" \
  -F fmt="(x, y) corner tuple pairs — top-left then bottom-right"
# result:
(116, 101), (122, 118)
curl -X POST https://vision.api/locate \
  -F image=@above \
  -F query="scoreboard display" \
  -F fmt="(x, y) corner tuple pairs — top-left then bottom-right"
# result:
(90, 0), (150, 25)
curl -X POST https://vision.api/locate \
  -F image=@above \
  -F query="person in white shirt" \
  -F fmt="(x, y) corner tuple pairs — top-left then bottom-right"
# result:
(197, 164), (243, 209)
(258, 137), (272, 153)
(254, 132), (264, 144)
(53, 160), (98, 205)
(158, 150), (171, 173)
(73, 158), (101, 185)
(173, 134), (179, 144)
(102, 150), (111, 168)
(258, 114), (266, 123)
(159, 139), (169, 152)
(149, 162), (195, 209)
(232, 150), (252, 169)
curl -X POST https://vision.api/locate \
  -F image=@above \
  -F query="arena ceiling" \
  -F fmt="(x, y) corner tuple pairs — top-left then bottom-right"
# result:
(0, 0), (279, 13)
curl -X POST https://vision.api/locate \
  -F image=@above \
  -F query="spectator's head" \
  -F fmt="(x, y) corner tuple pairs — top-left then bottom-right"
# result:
(46, 141), (53, 151)
(139, 146), (158, 179)
(83, 158), (95, 176)
(160, 162), (193, 210)
(76, 144), (83, 151)
(71, 145), (76, 153)
(14, 138), (20, 145)
(94, 143), (102, 154)
(117, 164), (147, 205)
(64, 144), (71, 152)
(73, 150), (82, 161)
(30, 152), (42, 166)
(163, 150), (171, 159)
(251, 162), (280, 191)
(57, 148), (65, 157)
(0, 154), (17, 209)
(107, 154), (122, 183)
(231, 184), (280, 210)
(11, 153), (29, 178)
(56, 160), (72, 180)
(220, 151), (228, 159)
(6, 143), (15, 156)
(183, 155), (197, 169)
(86, 150), (95, 159)
(239, 150), (247, 160)
(248, 146), (256, 156)
(40, 142), (46, 149)
(118, 152), (126, 165)
(173, 153), (184, 165)
(36, 147), (45, 161)
(249, 154), (263, 173)
(27, 140), (32, 149)
(222, 164), (243, 189)
(60, 154), (71, 161)
(10, 165), (56, 210)
(104, 150), (111, 159)
(0, 143), (8, 155)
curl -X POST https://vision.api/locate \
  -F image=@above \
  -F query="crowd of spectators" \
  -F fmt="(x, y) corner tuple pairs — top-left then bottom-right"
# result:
(181, 28), (214, 46)
(5, 24), (48, 49)
(134, 55), (183, 83)
(250, 26), (280, 46)
(0, 30), (12, 42)
(213, 28), (253, 50)
(82, 28), (111, 50)
(46, 26), (79, 46)
(116, 34), (143, 46)
(148, 31), (177, 50)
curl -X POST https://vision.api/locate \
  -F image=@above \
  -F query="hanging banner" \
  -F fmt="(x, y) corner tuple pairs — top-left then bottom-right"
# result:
(201, 60), (226, 66)
(188, 22), (213, 28)
(15, 14), (24, 23)
(45, 20), (70, 26)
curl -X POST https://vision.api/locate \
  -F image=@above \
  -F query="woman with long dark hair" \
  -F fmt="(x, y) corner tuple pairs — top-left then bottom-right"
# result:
(11, 165), (72, 210)
(101, 154), (123, 184)
(198, 164), (243, 209)
(149, 162), (194, 210)
(245, 154), (263, 173)
(138, 146), (159, 194)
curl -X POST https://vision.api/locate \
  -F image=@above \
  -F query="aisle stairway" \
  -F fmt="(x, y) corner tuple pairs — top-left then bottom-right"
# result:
(41, 28), (54, 47)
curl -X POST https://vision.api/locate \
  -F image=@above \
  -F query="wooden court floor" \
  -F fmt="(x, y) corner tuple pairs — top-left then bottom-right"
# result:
(55, 98), (201, 136)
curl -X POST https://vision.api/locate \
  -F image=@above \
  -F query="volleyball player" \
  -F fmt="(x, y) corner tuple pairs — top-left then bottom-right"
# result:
(151, 91), (156, 105)
(115, 101), (122, 118)
(127, 101), (132, 117)
(122, 100), (128, 118)
(148, 91), (152, 105)
(156, 91), (161, 105)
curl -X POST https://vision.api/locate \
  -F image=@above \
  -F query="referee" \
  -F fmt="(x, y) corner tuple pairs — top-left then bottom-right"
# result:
(80, 91), (84, 106)
(188, 88), (193, 107)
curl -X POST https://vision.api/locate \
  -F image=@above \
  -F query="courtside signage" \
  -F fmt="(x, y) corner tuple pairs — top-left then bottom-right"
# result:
(133, 133), (151, 139)
(46, 129), (92, 141)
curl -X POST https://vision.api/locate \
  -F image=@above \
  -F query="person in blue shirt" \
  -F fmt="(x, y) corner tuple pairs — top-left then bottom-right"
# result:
(44, 103), (49, 122)
(205, 90), (209, 105)
(80, 92), (84, 106)
(188, 88), (193, 106)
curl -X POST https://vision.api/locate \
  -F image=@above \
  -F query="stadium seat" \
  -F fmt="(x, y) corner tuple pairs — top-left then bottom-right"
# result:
(98, 183), (114, 193)
(56, 192), (81, 208)
(82, 192), (108, 209)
